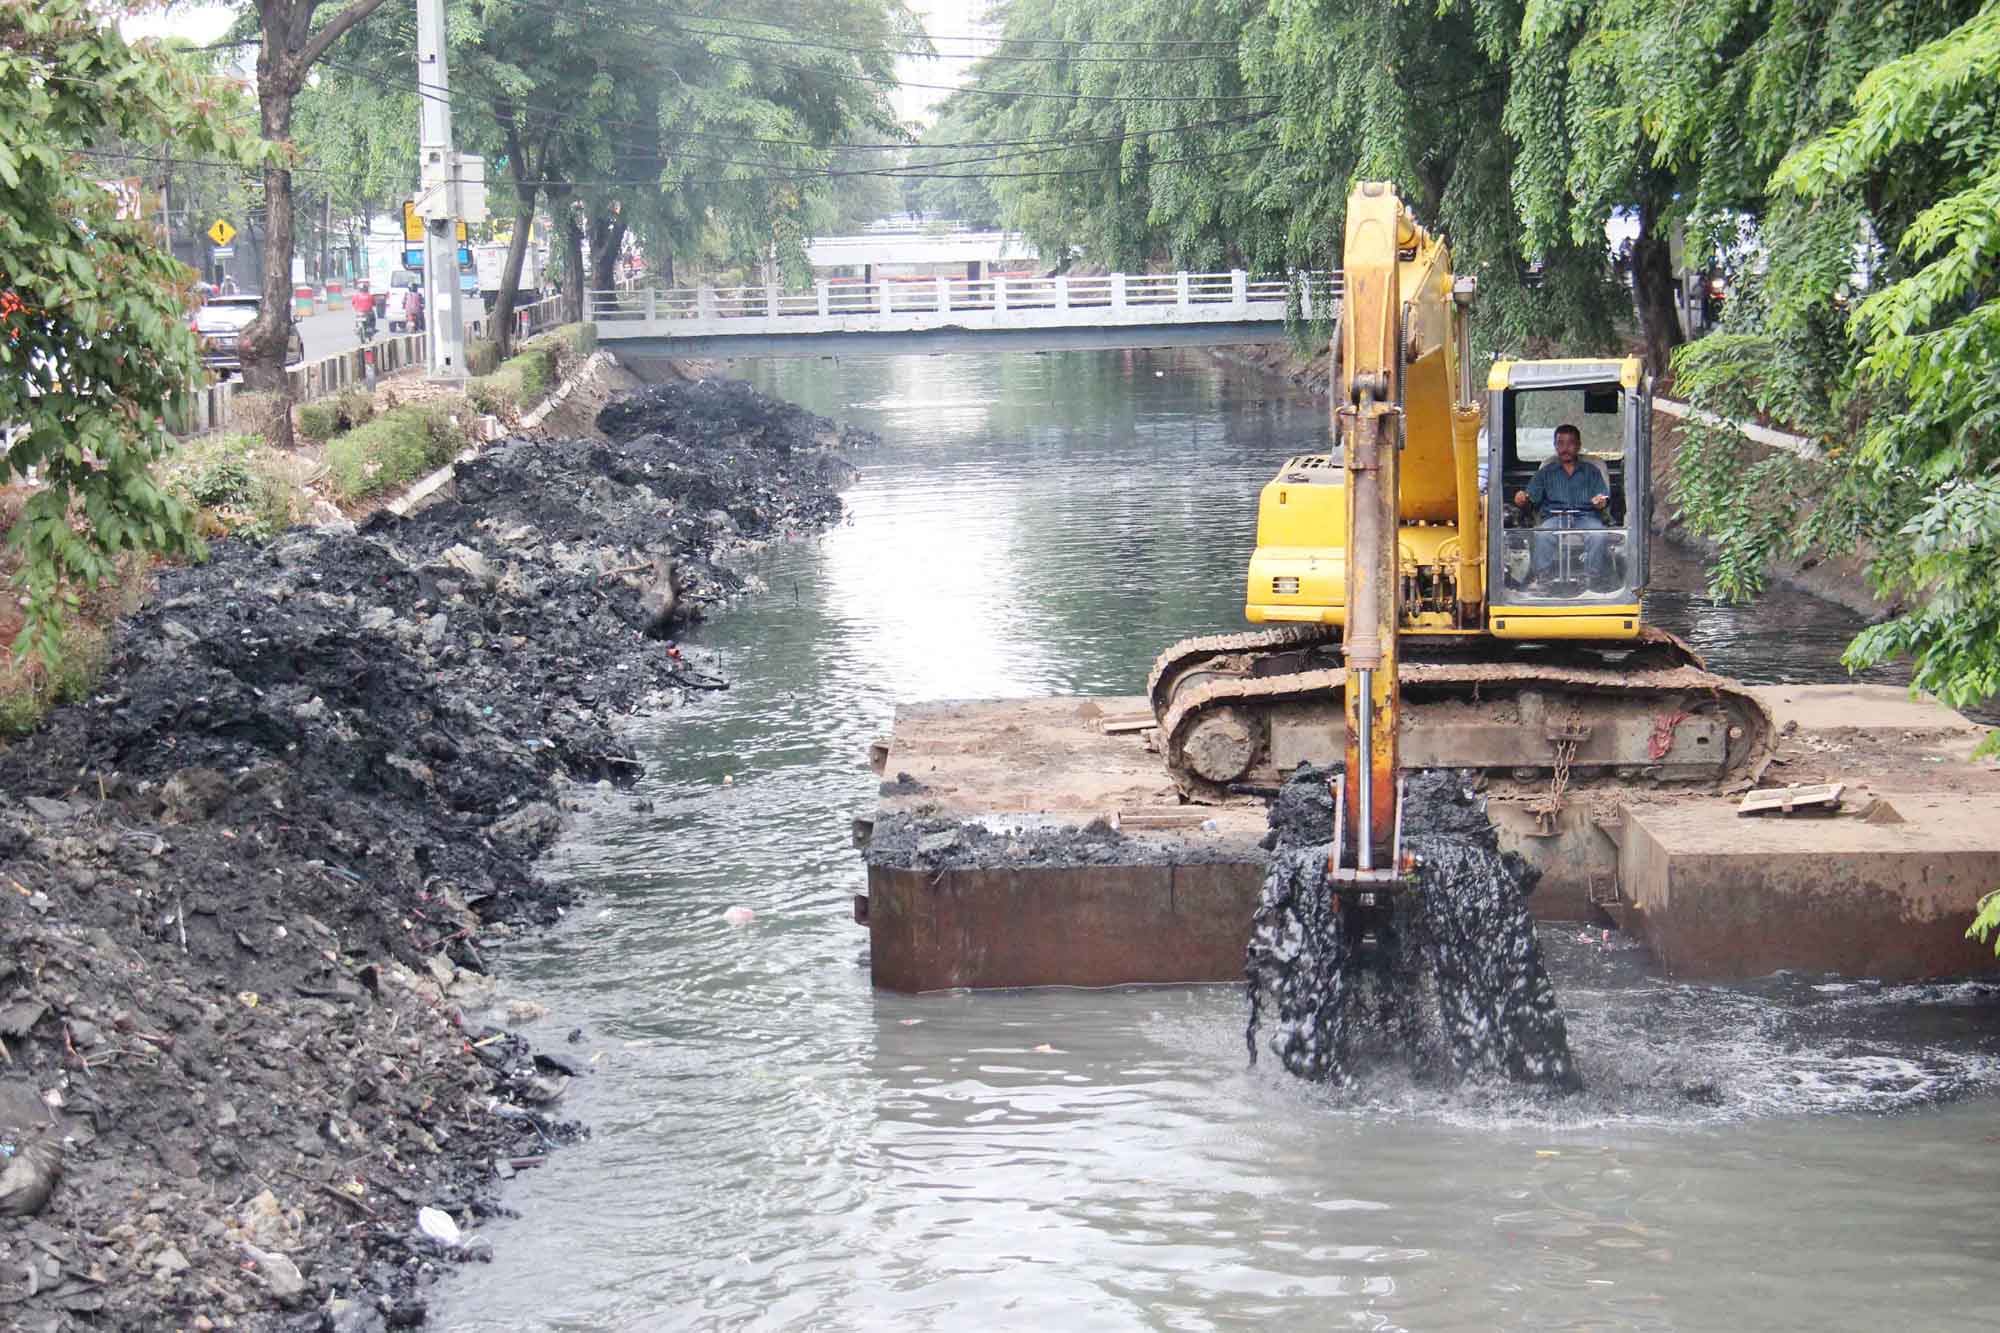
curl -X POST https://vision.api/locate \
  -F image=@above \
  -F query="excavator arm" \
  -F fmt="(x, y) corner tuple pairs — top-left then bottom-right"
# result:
(1334, 182), (1480, 875)
(1335, 183), (1408, 875)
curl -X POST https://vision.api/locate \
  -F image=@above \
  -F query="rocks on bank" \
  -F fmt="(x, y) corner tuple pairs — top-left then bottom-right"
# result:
(0, 375), (867, 1330)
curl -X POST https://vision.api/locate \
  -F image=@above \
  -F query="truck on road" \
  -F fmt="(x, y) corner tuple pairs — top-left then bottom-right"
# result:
(474, 243), (542, 303)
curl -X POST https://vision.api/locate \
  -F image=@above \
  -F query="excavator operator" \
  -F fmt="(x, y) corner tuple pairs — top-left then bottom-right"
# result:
(1512, 423), (1611, 588)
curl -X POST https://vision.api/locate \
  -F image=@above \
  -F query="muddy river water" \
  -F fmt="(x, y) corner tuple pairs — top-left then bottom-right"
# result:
(442, 349), (2000, 1330)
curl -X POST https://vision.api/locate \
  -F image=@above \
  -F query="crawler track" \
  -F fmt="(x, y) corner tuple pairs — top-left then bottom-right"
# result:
(1148, 628), (1767, 804)
(1146, 624), (1338, 719)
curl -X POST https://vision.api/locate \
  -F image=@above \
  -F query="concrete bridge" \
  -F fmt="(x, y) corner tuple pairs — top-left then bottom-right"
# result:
(587, 271), (1339, 358)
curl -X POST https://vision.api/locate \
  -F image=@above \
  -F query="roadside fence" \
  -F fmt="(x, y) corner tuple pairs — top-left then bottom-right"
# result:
(176, 295), (565, 437)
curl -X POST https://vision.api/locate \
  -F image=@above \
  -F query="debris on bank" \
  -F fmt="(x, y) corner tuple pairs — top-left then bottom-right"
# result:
(864, 807), (1271, 871)
(0, 375), (866, 1329)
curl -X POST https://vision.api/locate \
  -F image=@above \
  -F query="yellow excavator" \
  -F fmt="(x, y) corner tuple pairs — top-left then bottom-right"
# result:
(1149, 182), (1767, 870)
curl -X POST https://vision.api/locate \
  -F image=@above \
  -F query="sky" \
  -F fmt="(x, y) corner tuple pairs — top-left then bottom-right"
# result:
(123, 2), (989, 130)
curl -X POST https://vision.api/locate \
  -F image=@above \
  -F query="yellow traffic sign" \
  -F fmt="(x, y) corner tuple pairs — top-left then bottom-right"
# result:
(403, 200), (424, 243)
(207, 218), (236, 247)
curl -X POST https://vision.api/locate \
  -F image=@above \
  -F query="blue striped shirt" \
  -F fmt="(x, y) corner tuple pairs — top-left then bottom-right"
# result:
(1527, 458), (1610, 511)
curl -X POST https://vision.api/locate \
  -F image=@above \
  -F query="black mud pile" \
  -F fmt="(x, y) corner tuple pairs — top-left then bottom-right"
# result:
(864, 813), (1132, 870)
(1245, 767), (1582, 1093)
(864, 810), (1261, 871)
(0, 375), (863, 1330)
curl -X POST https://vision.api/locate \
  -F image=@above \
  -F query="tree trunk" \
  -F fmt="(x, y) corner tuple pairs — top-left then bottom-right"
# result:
(1632, 197), (1686, 385)
(559, 199), (585, 323)
(490, 116), (539, 357)
(241, 68), (298, 447)
(590, 215), (627, 294)
(661, 248), (674, 288)
(492, 199), (537, 358)
(238, 0), (394, 446)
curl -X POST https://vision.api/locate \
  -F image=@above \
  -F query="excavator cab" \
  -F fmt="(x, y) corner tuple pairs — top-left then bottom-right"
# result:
(1486, 358), (1651, 640)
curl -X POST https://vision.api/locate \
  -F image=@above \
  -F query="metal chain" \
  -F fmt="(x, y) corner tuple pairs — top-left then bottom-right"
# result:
(1550, 737), (1576, 804)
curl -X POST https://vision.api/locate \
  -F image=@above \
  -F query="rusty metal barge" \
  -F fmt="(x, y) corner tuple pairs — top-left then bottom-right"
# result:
(853, 685), (2000, 992)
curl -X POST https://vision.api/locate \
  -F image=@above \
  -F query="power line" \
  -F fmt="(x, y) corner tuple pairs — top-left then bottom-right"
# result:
(490, 0), (1239, 64)
(680, 112), (1267, 151)
(367, 6), (1267, 106)
(321, 56), (1270, 158)
(71, 134), (1283, 191)
(486, 2), (1240, 50)
(509, 138), (1279, 188)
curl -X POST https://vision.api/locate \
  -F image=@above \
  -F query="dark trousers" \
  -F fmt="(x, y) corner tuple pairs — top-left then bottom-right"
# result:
(1531, 511), (1609, 584)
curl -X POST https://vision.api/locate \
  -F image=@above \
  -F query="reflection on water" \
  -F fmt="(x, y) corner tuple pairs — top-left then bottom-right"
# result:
(441, 350), (1999, 1331)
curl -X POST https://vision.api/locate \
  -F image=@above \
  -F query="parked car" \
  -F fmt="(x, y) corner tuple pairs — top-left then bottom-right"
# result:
(191, 294), (305, 378)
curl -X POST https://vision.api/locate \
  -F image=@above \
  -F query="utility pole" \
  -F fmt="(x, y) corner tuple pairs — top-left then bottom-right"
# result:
(416, 0), (468, 379)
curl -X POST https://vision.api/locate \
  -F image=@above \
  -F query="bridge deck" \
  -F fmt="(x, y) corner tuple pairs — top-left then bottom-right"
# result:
(589, 271), (1339, 350)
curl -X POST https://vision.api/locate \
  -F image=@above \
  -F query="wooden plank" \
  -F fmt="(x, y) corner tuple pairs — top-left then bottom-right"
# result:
(1114, 809), (1210, 830)
(1738, 782), (1844, 816)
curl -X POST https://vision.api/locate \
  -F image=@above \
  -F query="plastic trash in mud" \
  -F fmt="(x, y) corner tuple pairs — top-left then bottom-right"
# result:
(0, 1136), (64, 1217)
(1245, 765), (1582, 1093)
(417, 1206), (463, 1248)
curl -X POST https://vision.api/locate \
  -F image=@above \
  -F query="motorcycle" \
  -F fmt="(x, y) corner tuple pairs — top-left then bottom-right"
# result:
(354, 300), (378, 344)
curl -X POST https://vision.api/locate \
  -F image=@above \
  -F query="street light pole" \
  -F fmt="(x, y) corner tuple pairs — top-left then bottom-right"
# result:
(416, 0), (468, 380)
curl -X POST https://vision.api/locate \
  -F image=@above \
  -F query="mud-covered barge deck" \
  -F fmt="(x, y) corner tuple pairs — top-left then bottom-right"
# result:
(854, 686), (2000, 991)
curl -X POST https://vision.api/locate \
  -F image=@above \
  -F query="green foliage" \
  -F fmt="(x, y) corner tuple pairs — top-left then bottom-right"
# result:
(335, 386), (376, 431)
(512, 345), (554, 403)
(1672, 2), (2000, 748)
(324, 403), (471, 500)
(468, 343), (550, 416)
(321, 0), (921, 315)
(467, 337), (501, 378)
(464, 375), (515, 418)
(156, 431), (307, 542)
(0, 0), (271, 667)
(187, 453), (258, 507)
(923, 0), (1621, 363)
(297, 386), (379, 443)
(0, 613), (107, 738)
(296, 401), (342, 444)
(465, 324), (592, 416)
(1971, 891), (2000, 958)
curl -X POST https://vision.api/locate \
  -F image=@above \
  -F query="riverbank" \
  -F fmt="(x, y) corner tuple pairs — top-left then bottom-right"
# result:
(0, 373), (865, 1329)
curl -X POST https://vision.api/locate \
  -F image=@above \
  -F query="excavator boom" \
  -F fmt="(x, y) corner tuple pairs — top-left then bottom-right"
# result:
(1336, 182), (1407, 872)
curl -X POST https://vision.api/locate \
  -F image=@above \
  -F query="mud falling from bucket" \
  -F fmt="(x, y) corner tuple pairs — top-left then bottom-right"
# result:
(1246, 767), (1582, 1092)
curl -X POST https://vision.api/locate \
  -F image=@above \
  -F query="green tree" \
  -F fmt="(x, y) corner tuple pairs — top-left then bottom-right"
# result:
(291, 62), (419, 270)
(320, 2), (919, 337)
(1, 0), (269, 664)
(906, 101), (1001, 228)
(235, 0), (395, 442)
(925, 0), (1621, 362)
(1669, 2), (1997, 744)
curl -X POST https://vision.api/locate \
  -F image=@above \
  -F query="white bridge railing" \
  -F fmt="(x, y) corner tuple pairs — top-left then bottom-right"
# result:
(586, 270), (1340, 340)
